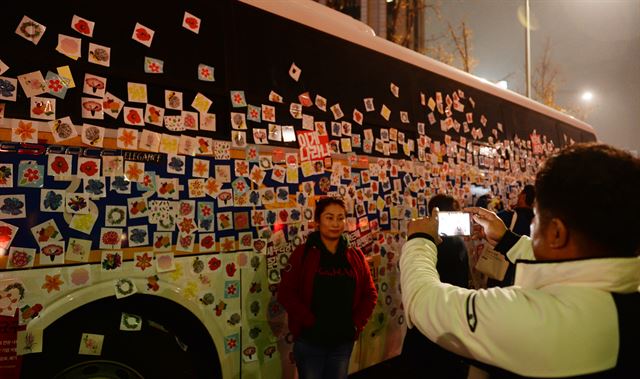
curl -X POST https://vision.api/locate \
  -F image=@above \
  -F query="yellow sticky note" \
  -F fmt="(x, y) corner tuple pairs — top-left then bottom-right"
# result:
(57, 65), (76, 88)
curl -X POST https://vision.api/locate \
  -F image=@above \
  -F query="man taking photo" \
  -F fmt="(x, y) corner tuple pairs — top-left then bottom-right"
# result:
(400, 143), (640, 378)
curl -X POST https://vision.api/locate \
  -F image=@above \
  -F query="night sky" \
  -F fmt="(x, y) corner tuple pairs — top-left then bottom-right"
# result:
(431, 0), (639, 155)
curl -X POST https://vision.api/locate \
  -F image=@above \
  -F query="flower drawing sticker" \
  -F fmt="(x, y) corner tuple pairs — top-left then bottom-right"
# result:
(100, 228), (123, 249)
(0, 163), (13, 188)
(120, 313), (142, 331)
(68, 265), (92, 288)
(155, 252), (175, 272)
(81, 97), (104, 120)
(40, 189), (64, 212)
(83, 73), (106, 96)
(49, 117), (78, 142)
(17, 161), (43, 188)
(132, 23), (154, 47)
(128, 225), (149, 247)
(198, 64), (214, 82)
(41, 273), (65, 293)
(7, 247), (35, 269)
(39, 242), (65, 265)
(101, 250), (123, 272)
(114, 278), (138, 299)
(66, 238), (92, 263)
(79, 333), (104, 355)
(30, 96), (56, 120)
(0, 76), (18, 101)
(103, 92), (124, 119)
(144, 57), (164, 74)
(71, 15), (94, 37)
(105, 206), (127, 227)
(88, 43), (111, 67)
(77, 157), (100, 179)
(165, 90), (183, 110)
(15, 16), (46, 45)
(183, 11), (201, 33)
(134, 252), (153, 272)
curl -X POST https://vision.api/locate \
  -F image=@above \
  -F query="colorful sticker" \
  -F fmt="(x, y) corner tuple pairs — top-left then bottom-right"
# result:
(182, 11), (201, 33)
(81, 123), (105, 147)
(15, 16), (46, 45)
(0, 163), (13, 188)
(77, 157), (101, 179)
(16, 329), (43, 355)
(81, 97), (104, 119)
(120, 313), (142, 331)
(144, 57), (164, 74)
(197, 64), (215, 81)
(155, 252), (175, 271)
(69, 212), (98, 235)
(132, 23), (154, 47)
(17, 71), (46, 98)
(123, 107), (144, 126)
(100, 228), (123, 249)
(103, 92), (124, 119)
(115, 278), (138, 299)
(117, 128), (139, 149)
(145, 104), (164, 126)
(39, 241), (65, 265)
(0, 76), (18, 101)
(7, 247), (35, 269)
(165, 90), (183, 110)
(66, 238), (92, 262)
(50, 116), (78, 142)
(134, 251), (154, 272)
(101, 250), (123, 272)
(30, 96), (56, 120)
(67, 264), (92, 288)
(40, 189), (65, 212)
(79, 333), (104, 355)
(12, 120), (37, 143)
(71, 15), (94, 37)
(88, 43), (111, 67)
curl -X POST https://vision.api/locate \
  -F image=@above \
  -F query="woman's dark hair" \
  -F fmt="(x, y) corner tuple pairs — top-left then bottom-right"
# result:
(521, 184), (535, 207)
(536, 143), (640, 257)
(427, 194), (460, 215)
(314, 197), (346, 222)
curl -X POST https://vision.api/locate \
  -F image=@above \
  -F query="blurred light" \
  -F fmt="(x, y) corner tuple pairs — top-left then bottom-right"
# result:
(581, 91), (594, 102)
(386, 0), (394, 3)
(496, 80), (508, 89)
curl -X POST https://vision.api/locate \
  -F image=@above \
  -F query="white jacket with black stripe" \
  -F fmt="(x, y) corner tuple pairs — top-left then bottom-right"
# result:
(400, 233), (640, 378)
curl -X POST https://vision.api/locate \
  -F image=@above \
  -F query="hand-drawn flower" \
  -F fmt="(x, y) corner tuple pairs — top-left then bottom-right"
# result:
(226, 263), (237, 277)
(102, 252), (122, 270)
(208, 257), (221, 271)
(148, 62), (160, 73)
(74, 19), (91, 35)
(136, 253), (152, 271)
(130, 228), (147, 244)
(41, 243), (63, 262)
(14, 121), (36, 142)
(168, 157), (184, 172)
(84, 179), (105, 195)
(101, 231), (120, 246)
(0, 79), (16, 97)
(41, 274), (64, 293)
(126, 109), (141, 124)
(179, 218), (195, 234)
(200, 68), (210, 78)
(43, 190), (63, 210)
(48, 79), (63, 92)
(200, 235), (214, 250)
(1, 197), (24, 215)
(185, 17), (199, 30)
(84, 78), (105, 93)
(0, 166), (12, 186)
(179, 202), (193, 216)
(10, 250), (31, 267)
(252, 211), (264, 226)
(135, 28), (151, 41)
(90, 48), (109, 62)
(79, 160), (99, 177)
(23, 168), (40, 182)
(51, 156), (69, 175)
(111, 176), (130, 192)
(118, 129), (136, 147)
(184, 113), (196, 129)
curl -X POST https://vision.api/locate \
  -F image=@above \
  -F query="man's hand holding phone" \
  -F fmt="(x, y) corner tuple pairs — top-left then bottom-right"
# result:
(465, 207), (508, 246)
(408, 208), (442, 245)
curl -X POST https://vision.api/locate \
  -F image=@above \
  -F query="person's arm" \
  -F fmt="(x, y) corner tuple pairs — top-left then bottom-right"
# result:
(400, 236), (618, 377)
(353, 249), (378, 333)
(277, 244), (316, 327)
(494, 230), (535, 262)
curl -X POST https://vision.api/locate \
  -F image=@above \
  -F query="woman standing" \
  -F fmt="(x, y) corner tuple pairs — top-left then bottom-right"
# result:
(278, 197), (378, 379)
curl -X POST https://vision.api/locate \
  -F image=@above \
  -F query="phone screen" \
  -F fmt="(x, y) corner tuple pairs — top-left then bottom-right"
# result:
(438, 211), (471, 236)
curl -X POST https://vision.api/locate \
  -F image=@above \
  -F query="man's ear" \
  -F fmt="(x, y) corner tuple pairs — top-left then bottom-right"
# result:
(547, 218), (569, 249)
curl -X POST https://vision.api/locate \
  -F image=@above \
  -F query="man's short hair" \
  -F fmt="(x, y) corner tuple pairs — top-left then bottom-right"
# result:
(535, 143), (640, 257)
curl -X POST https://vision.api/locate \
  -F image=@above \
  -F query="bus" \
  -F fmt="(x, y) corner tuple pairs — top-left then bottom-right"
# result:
(0, 0), (596, 378)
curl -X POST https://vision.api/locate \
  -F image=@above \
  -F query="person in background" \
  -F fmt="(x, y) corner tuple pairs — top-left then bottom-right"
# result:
(400, 143), (640, 378)
(400, 194), (470, 379)
(278, 197), (377, 379)
(498, 184), (535, 236)
(475, 194), (492, 210)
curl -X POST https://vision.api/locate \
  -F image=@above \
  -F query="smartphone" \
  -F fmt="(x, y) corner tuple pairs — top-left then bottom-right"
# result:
(437, 211), (471, 236)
